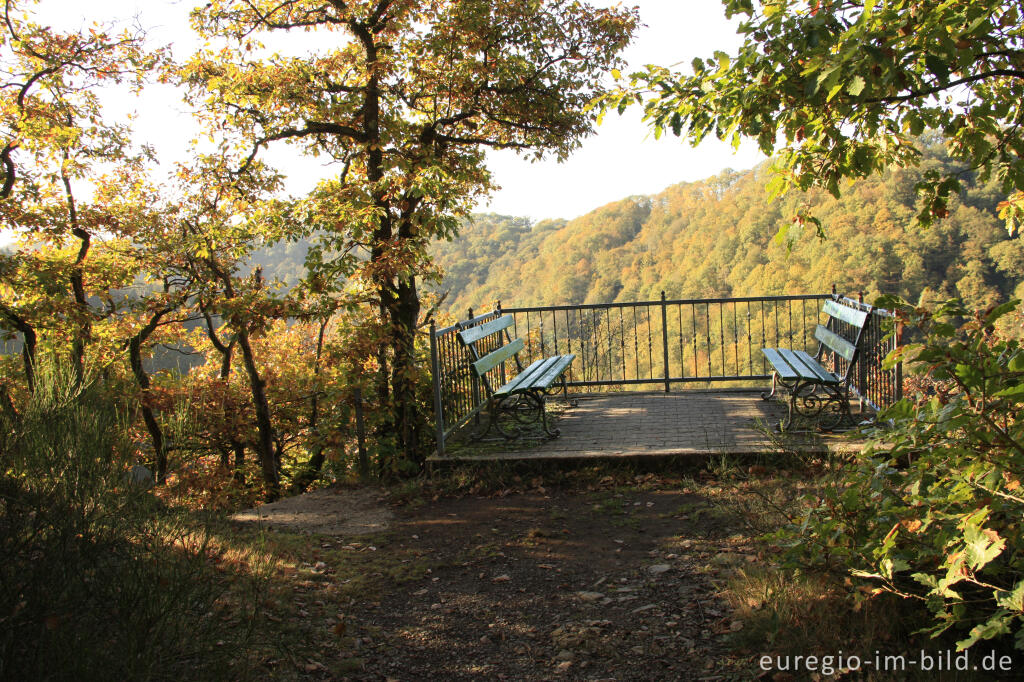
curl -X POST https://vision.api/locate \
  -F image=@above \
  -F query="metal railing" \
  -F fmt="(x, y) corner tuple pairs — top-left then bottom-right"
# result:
(430, 293), (902, 455)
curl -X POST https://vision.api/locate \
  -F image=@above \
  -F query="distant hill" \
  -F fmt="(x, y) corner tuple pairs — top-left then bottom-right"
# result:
(430, 139), (1023, 313)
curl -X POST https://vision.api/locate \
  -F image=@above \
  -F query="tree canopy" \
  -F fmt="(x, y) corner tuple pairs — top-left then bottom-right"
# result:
(602, 0), (1024, 233)
(183, 0), (638, 466)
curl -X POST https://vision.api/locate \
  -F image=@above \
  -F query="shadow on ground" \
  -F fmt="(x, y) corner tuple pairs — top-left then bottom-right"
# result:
(245, 483), (760, 680)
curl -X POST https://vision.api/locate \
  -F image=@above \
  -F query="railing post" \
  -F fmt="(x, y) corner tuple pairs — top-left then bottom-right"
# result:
(496, 301), (507, 385)
(467, 307), (481, 426)
(857, 314), (870, 410)
(429, 320), (445, 458)
(660, 291), (670, 393)
(354, 387), (369, 481)
(894, 319), (904, 402)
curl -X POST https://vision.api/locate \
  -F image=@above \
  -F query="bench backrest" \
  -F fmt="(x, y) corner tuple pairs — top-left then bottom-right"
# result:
(814, 299), (871, 380)
(456, 315), (523, 392)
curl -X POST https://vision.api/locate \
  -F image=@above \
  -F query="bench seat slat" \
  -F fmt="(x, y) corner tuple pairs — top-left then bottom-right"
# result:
(814, 324), (857, 362)
(779, 348), (840, 384)
(761, 347), (800, 380)
(457, 316), (514, 346)
(495, 356), (560, 396)
(471, 337), (524, 377)
(532, 354), (576, 390)
(763, 347), (840, 384)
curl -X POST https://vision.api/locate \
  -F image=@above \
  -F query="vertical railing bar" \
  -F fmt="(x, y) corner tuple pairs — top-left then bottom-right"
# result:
(719, 302), (725, 378)
(605, 308), (610, 384)
(692, 303), (698, 378)
(585, 308), (591, 384)
(746, 301), (752, 378)
(647, 304), (655, 381)
(581, 309), (588, 383)
(774, 300), (779, 348)
(565, 307), (573, 382)
(788, 299), (793, 348)
(678, 303), (685, 380)
(443, 333), (454, 430)
(573, 307), (581, 385)
(733, 300), (739, 377)
(661, 292), (670, 392)
(577, 307), (585, 382)
(619, 306), (627, 382)
(586, 308), (591, 384)
(552, 309), (559, 357)
(801, 298), (807, 352)
(576, 308), (583, 382)
(633, 306), (640, 381)
(453, 333), (462, 430)
(705, 303), (712, 378)
(760, 299), (767, 374)
(524, 310), (532, 362)
(539, 308), (546, 359)
(590, 308), (596, 383)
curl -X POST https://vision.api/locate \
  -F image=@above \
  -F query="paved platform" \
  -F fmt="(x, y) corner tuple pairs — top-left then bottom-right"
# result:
(431, 390), (863, 462)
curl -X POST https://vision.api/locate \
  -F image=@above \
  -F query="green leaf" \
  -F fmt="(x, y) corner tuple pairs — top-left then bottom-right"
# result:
(847, 75), (866, 97)
(963, 524), (1004, 572)
(956, 610), (1012, 651)
(714, 51), (731, 73)
(993, 383), (1024, 398)
(925, 55), (950, 81)
(995, 581), (1024, 613)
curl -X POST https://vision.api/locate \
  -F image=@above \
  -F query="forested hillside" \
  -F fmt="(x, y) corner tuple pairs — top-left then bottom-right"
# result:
(432, 140), (1023, 313)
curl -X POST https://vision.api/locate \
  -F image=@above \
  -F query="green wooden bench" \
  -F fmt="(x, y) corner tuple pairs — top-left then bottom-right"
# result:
(761, 298), (872, 431)
(457, 315), (575, 440)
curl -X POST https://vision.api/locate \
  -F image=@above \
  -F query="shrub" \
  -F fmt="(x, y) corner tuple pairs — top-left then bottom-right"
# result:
(0, 363), (249, 680)
(780, 299), (1024, 651)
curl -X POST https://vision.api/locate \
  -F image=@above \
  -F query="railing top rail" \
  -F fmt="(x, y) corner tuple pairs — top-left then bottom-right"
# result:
(434, 295), (895, 333)
(433, 310), (500, 337)
(500, 293), (831, 314)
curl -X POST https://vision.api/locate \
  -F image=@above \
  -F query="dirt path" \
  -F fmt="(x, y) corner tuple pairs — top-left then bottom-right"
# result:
(242, 481), (758, 680)
(231, 488), (394, 536)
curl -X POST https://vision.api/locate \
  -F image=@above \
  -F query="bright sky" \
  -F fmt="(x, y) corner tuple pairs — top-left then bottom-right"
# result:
(22, 0), (765, 228)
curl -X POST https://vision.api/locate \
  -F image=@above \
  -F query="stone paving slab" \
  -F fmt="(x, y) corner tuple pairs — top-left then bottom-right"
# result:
(431, 390), (863, 462)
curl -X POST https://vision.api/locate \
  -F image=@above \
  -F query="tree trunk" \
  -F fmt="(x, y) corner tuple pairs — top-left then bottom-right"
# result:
(290, 318), (329, 494)
(127, 309), (170, 483)
(62, 163), (90, 387)
(0, 306), (36, 393)
(200, 308), (248, 483)
(386, 276), (424, 465)
(235, 327), (280, 500)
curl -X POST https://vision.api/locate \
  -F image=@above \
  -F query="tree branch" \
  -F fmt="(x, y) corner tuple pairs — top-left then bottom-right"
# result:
(864, 69), (1024, 105)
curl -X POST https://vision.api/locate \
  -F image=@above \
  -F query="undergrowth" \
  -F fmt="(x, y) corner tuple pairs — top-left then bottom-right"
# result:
(0, 363), (267, 680)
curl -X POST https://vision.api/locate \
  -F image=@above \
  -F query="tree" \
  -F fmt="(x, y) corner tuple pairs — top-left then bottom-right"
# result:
(602, 0), (1024, 233)
(0, 0), (161, 387)
(183, 0), (638, 468)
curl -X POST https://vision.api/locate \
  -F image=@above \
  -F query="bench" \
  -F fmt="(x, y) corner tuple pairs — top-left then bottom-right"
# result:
(761, 298), (872, 431)
(457, 315), (575, 440)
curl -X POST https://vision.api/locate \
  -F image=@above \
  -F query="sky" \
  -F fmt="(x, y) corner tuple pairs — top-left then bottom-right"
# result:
(20, 0), (766, 228)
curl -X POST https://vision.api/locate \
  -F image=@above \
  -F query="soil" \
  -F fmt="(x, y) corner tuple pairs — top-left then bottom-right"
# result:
(239, 480), (760, 680)
(231, 488), (394, 536)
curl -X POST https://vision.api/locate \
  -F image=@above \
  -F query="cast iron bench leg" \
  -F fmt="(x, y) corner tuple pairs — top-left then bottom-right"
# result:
(531, 388), (559, 438)
(470, 395), (520, 441)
